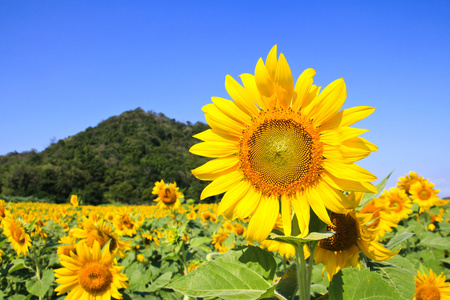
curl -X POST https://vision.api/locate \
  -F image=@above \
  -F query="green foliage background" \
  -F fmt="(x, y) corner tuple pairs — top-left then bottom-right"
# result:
(0, 108), (211, 205)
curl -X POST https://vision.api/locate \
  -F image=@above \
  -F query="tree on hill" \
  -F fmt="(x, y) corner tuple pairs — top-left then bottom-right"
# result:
(0, 108), (213, 205)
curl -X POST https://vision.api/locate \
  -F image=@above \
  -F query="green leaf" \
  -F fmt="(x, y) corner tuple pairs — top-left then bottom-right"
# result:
(329, 270), (343, 300)
(420, 235), (450, 250)
(385, 232), (415, 250)
(8, 259), (26, 274)
(274, 265), (297, 299)
(129, 268), (152, 292)
(189, 237), (211, 248)
(25, 269), (54, 298)
(371, 256), (416, 300)
(269, 231), (335, 246)
(147, 272), (173, 292)
(167, 246), (276, 300)
(341, 267), (404, 299)
(359, 171), (393, 208)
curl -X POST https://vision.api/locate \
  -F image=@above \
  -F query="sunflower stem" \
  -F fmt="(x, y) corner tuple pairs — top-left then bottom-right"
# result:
(295, 243), (309, 300)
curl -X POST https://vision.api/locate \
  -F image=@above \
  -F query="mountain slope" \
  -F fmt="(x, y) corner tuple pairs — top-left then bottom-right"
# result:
(0, 108), (210, 204)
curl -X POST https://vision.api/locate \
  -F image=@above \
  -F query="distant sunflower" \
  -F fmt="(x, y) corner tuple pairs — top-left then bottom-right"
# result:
(73, 218), (130, 258)
(212, 228), (233, 253)
(397, 171), (424, 195)
(1, 212), (31, 257)
(381, 187), (413, 222)
(410, 180), (440, 212)
(190, 45), (378, 242)
(414, 269), (450, 300)
(152, 180), (183, 210)
(114, 212), (139, 237)
(70, 195), (79, 207)
(54, 241), (130, 300)
(315, 193), (398, 280)
(359, 196), (398, 238)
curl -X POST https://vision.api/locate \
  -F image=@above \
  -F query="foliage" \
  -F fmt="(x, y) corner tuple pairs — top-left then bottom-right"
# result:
(0, 108), (211, 204)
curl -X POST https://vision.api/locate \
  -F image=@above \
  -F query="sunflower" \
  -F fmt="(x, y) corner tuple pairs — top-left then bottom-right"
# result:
(359, 196), (398, 238)
(397, 171), (424, 195)
(414, 269), (450, 300)
(212, 228), (233, 253)
(315, 193), (398, 280)
(1, 211), (31, 257)
(70, 195), (79, 207)
(72, 218), (131, 258)
(54, 241), (130, 300)
(57, 235), (78, 258)
(410, 180), (440, 212)
(190, 45), (378, 243)
(152, 180), (183, 210)
(114, 212), (139, 237)
(381, 187), (413, 222)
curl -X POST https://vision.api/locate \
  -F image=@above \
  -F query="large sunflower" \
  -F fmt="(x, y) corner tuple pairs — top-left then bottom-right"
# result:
(54, 241), (130, 300)
(190, 45), (378, 242)
(414, 269), (450, 300)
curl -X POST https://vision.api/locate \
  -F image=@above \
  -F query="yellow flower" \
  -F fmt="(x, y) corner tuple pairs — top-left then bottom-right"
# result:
(1, 211), (31, 257)
(190, 45), (378, 243)
(381, 187), (413, 222)
(410, 180), (440, 212)
(212, 228), (233, 253)
(233, 223), (246, 237)
(57, 235), (77, 258)
(114, 212), (139, 237)
(54, 241), (130, 300)
(70, 195), (79, 207)
(72, 218), (131, 258)
(359, 196), (398, 238)
(152, 180), (183, 210)
(397, 171), (424, 195)
(315, 195), (398, 281)
(414, 269), (450, 300)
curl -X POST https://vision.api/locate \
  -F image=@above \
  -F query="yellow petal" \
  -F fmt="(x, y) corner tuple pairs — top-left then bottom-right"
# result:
(189, 141), (238, 158)
(293, 68), (316, 112)
(193, 129), (238, 142)
(291, 194), (310, 237)
(320, 127), (369, 145)
(324, 161), (377, 182)
(303, 78), (347, 126)
(225, 75), (260, 116)
(255, 58), (276, 107)
(217, 180), (252, 216)
(265, 44), (278, 81)
(305, 188), (332, 225)
(274, 53), (294, 109)
(233, 188), (261, 219)
(316, 181), (353, 213)
(357, 240), (399, 261)
(246, 195), (279, 243)
(211, 97), (252, 126)
(240, 73), (267, 110)
(320, 106), (375, 131)
(322, 172), (378, 193)
(281, 195), (292, 236)
(203, 104), (246, 136)
(192, 156), (239, 181)
(200, 171), (244, 200)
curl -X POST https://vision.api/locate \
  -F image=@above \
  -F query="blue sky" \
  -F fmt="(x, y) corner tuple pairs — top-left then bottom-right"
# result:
(1, 1), (449, 196)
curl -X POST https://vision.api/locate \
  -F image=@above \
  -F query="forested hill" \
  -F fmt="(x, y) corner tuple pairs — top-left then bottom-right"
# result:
(0, 108), (211, 205)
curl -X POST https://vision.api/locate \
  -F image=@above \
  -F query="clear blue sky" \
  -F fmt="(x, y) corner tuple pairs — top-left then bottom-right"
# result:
(1, 1), (449, 197)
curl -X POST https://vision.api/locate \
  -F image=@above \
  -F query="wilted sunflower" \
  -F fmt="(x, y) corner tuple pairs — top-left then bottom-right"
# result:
(190, 45), (378, 242)
(152, 180), (183, 210)
(1, 211), (31, 257)
(315, 193), (398, 281)
(414, 269), (450, 300)
(54, 241), (130, 300)
(410, 180), (440, 212)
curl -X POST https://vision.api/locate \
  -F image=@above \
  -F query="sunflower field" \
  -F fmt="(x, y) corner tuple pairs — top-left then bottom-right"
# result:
(0, 172), (448, 300)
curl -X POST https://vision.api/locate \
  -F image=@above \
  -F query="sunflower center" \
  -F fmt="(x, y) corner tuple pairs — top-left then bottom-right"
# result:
(416, 285), (441, 300)
(390, 200), (403, 212)
(318, 213), (359, 251)
(78, 262), (113, 294)
(239, 107), (323, 197)
(121, 216), (134, 229)
(161, 187), (177, 204)
(419, 189), (431, 200)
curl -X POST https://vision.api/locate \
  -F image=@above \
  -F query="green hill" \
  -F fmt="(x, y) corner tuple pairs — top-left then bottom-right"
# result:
(0, 108), (211, 205)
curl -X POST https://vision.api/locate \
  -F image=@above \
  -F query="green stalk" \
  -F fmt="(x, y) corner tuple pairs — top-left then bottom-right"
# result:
(295, 243), (309, 300)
